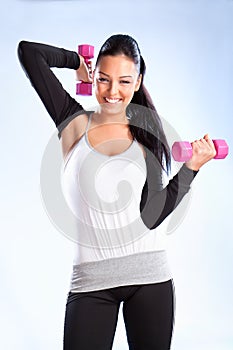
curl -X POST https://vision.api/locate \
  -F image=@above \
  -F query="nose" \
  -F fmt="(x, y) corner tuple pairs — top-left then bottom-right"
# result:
(108, 80), (119, 96)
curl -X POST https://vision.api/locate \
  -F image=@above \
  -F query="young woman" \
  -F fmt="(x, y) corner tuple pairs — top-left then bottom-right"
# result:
(18, 34), (216, 350)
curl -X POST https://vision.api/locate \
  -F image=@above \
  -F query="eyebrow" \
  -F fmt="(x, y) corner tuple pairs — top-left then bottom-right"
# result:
(98, 71), (133, 78)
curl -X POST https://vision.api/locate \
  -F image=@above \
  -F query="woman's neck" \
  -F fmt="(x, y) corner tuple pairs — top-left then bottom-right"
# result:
(92, 110), (130, 126)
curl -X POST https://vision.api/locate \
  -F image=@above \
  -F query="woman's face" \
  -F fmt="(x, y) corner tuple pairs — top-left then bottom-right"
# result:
(93, 55), (142, 116)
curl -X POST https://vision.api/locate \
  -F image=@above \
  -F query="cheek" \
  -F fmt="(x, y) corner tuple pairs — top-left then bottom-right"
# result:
(125, 85), (136, 97)
(94, 83), (103, 98)
(95, 81), (106, 93)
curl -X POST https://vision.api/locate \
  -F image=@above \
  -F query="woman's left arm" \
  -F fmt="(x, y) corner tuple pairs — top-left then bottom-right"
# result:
(140, 134), (216, 229)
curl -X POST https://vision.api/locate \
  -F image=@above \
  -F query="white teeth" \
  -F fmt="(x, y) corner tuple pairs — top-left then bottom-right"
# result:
(105, 98), (121, 103)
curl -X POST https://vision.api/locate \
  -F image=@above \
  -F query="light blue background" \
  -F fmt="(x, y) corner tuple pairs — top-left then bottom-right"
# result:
(0, 0), (232, 349)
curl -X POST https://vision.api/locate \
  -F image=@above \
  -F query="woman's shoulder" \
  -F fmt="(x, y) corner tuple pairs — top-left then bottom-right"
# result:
(137, 142), (147, 159)
(60, 113), (90, 160)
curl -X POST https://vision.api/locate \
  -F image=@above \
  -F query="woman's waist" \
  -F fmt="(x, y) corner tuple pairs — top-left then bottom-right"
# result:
(70, 250), (172, 293)
(72, 228), (168, 265)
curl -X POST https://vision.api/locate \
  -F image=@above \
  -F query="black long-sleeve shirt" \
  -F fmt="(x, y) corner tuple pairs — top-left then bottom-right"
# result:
(17, 40), (198, 230)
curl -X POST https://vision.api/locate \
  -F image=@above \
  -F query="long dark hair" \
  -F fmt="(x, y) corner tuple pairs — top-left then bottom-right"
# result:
(95, 34), (171, 175)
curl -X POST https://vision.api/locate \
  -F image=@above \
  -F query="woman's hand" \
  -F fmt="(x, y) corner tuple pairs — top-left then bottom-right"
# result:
(75, 54), (93, 83)
(185, 134), (217, 171)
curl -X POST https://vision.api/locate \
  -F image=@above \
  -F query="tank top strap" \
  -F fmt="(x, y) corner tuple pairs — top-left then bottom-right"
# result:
(85, 113), (93, 133)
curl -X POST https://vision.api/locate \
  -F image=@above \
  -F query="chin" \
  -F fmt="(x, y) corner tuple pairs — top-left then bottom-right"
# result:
(98, 102), (126, 115)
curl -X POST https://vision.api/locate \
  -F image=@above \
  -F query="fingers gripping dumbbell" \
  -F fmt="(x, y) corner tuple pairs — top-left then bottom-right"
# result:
(76, 44), (94, 96)
(172, 139), (229, 162)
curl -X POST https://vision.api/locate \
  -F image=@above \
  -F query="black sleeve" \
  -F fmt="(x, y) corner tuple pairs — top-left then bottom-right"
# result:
(140, 156), (199, 229)
(17, 40), (89, 139)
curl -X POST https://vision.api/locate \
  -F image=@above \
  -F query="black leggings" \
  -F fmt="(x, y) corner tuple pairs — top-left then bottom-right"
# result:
(63, 279), (175, 350)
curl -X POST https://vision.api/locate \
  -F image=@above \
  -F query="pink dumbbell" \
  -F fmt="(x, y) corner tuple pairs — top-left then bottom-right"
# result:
(76, 44), (94, 96)
(172, 139), (229, 162)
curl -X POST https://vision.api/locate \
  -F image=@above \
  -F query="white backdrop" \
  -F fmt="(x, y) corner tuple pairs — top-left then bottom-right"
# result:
(0, 0), (233, 349)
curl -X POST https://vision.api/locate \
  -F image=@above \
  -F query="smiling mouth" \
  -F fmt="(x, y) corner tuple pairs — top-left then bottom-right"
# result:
(104, 97), (122, 104)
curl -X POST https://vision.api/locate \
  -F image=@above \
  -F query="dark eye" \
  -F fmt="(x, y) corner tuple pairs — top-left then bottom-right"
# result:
(120, 80), (131, 84)
(98, 77), (109, 83)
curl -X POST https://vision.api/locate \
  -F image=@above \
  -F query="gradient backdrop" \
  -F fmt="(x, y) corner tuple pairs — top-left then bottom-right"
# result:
(1, 0), (233, 349)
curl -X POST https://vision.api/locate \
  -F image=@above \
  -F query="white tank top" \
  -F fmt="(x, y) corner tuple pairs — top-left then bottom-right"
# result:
(61, 113), (168, 266)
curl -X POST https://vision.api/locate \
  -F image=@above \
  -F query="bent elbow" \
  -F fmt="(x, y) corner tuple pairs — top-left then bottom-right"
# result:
(17, 40), (30, 63)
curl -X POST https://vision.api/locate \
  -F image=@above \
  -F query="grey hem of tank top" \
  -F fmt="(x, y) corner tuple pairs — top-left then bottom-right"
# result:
(69, 250), (172, 293)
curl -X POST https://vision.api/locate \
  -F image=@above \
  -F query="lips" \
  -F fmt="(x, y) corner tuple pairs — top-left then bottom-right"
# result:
(104, 97), (122, 104)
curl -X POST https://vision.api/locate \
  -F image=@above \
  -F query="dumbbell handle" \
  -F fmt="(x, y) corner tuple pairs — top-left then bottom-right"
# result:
(172, 139), (229, 162)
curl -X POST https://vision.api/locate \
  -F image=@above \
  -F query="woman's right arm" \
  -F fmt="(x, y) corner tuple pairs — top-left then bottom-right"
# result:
(17, 40), (89, 139)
